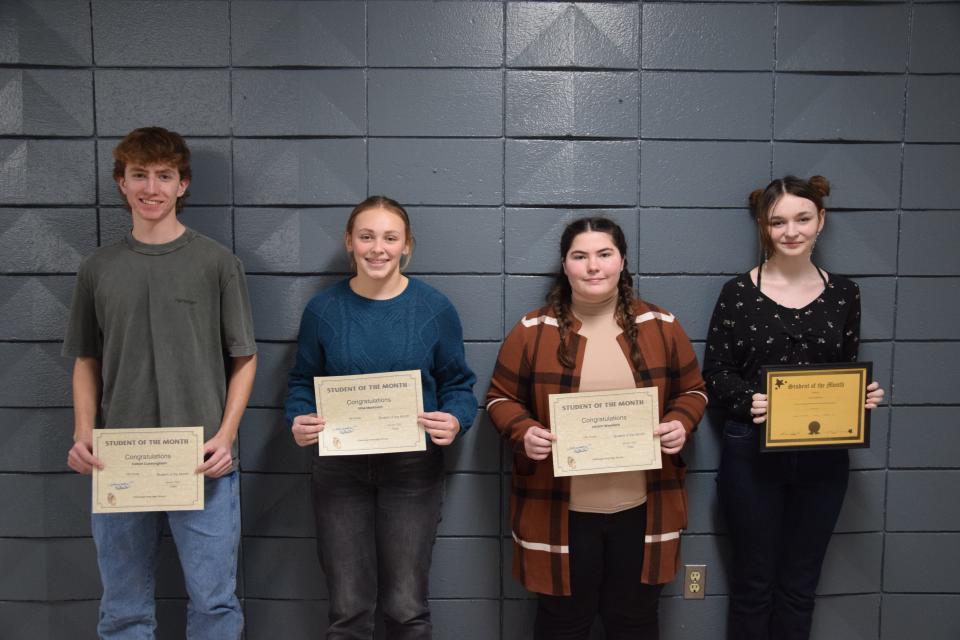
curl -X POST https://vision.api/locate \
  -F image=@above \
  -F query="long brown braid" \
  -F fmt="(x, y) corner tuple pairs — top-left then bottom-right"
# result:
(546, 217), (643, 371)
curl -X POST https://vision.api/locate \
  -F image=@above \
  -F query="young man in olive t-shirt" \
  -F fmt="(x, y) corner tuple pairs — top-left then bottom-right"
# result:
(63, 127), (257, 639)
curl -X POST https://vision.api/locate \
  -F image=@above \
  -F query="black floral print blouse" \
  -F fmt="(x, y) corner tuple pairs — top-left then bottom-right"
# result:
(702, 271), (861, 423)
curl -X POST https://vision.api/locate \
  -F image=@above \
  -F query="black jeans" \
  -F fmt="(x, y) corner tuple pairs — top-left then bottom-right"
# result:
(718, 420), (848, 640)
(311, 448), (444, 640)
(535, 504), (664, 640)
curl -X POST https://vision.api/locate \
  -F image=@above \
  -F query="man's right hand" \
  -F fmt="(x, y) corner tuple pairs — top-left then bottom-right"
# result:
(67, 432), (104, 474)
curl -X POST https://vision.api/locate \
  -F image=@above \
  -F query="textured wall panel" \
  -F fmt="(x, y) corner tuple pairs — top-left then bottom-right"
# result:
(887, 471), (960, 532)
(247, 275), (333, 341)
(884, 534), (960, 592)
(892, 343), (958, 405)
(406, 208), (503, 275)
(642, 4), (773, 71)
(438, 474), (500, 537)
(637, 275), (728, 341)
(640, 141), (769, 207)
(641, 72), (772, 140)
(249, 342), (297, 408)
(0, 140), (95, 205)
(881, 595), (960, 640)
(417, 275), (503, 341)
(896, 278), (960, 339)
(444, 411), (501, 473)
(0, 208), (96, 273)
(238, 408), (309, 474)
(431, 538), (500, 598)
(243, 537), (325, 600)
(857, 277), (896, 341)
(0, 69), (92, 136)
(0, 538), (100, 600)
(850, 407), (889, 472)
(772, 143), (901, 210)
(92, 0), (228, 66)
(507, 2), (639, 69)
(817, 533), (883, 595)
(95, 70), (230, 136)
(816, 211), (898, 276)
(774, 75), (905, 142)
(637, 210), (754, 274)
(890, 408), (960, 470)
(231, 1), (364, 67)
(906, 76), (960, 143)
(504, 208), (639, 274)
(902, 145), (960, 210)
(0, 276), (75, 340)
(369, 1), (503, 67)
(507, 71), (637, 137)
(0, 0), (92, 65)
(809, 595), (879, 640)
(507, 140), (638, 206)
(233, 70), (365, 137)
(0, 474), (89, 537)
(370, 139), (503, 206)
(0, 409), (73, 473)
(0, 601), (99, 640)
(0, 343), (72, 407)
(777, 4), (908, 72)
(834, 472), (885, 534)
(370, 70), (502, 137)
(236, 208), (351, 274)
(911, 4), (960, 73)
(900, 212), (960, 275)
(240, 473), (313, 537)
(234, 139), (366, 206)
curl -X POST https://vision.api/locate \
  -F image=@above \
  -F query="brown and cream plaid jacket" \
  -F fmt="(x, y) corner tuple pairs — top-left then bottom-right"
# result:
(486, 300), (708, 595)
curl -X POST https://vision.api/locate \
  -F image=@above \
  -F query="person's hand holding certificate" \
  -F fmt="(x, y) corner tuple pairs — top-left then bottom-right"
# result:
(315, 370), (426, 455)
(92, 426), (205, 513)
(549, 387), (662, 477)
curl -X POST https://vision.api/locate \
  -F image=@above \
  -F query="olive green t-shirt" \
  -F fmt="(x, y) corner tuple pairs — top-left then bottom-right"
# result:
(62, 229), (257, 460)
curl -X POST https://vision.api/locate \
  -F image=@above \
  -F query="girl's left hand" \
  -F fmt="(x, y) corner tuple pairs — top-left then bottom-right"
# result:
(865, 381), (885, 409)
(419, 411), (461, 446)
(655, 420), (687, 455)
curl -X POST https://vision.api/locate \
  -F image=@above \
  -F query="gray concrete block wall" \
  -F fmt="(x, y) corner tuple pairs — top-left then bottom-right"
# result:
(1, 1), (958, 638)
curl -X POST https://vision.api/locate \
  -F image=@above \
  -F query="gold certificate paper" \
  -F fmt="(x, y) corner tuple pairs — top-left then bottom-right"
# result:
(763, 363), (872, 451)
(549, 387), (662, 477)
(93, 427), (204, 513)
(315, 370), (425, 456)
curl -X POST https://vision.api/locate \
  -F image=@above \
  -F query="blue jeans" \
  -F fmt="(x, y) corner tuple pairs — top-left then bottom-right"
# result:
(311, 448), (444, 640)
(91, 472), (242, 639)
(717, 420), (848, 640)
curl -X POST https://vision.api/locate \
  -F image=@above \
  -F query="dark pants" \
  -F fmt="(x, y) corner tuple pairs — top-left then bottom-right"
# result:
(535, 504), (664, 640)
(718, 420), (848, 640)
(311, 448), (444, 640)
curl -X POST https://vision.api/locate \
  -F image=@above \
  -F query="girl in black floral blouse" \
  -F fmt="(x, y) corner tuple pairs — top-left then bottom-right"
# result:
(703, 175), (884, 640)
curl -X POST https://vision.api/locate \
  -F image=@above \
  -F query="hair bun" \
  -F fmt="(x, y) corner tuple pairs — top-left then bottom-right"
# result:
(808, 175), (831, 199)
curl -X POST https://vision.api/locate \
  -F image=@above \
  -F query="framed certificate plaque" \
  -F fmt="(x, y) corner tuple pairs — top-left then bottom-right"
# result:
(762, 362), (872, 452)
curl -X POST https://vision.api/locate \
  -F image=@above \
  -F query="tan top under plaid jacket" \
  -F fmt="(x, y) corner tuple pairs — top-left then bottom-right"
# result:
(486, 300), (708, 595)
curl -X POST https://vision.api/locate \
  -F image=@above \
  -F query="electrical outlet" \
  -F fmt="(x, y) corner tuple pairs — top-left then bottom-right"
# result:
(683, 564), (706, 600)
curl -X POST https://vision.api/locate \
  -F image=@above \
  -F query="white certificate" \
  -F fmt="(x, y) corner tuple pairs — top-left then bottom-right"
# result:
(92, 427), (205, 513)
(314, 370), (425, 455)
(549, 387), (661, 477)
